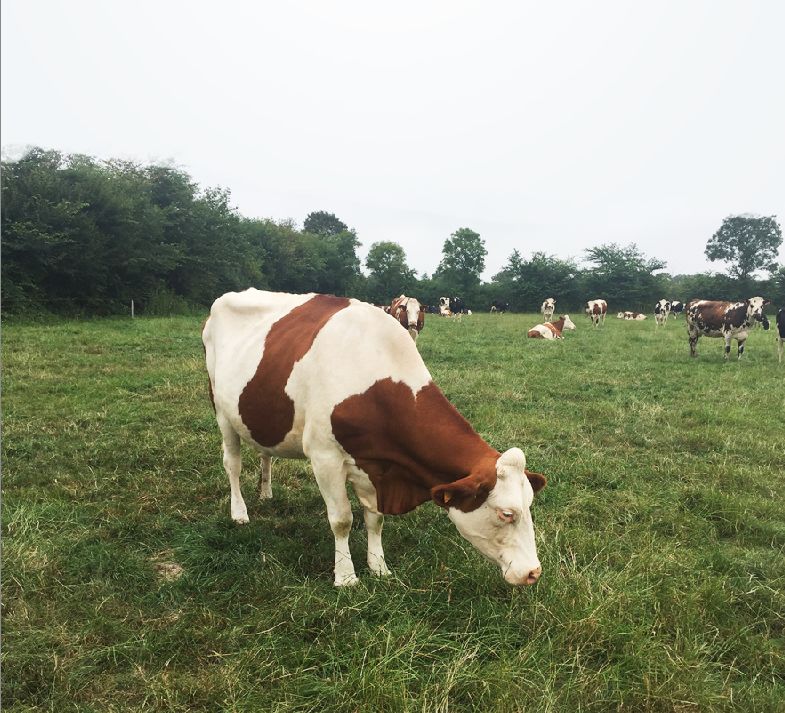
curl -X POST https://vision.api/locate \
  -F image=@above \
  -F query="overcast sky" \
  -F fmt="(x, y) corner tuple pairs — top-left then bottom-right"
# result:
(3, 1), (784, 279)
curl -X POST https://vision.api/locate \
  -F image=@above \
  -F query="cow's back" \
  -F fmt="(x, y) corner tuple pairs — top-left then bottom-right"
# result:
(203, 289), (431, 457)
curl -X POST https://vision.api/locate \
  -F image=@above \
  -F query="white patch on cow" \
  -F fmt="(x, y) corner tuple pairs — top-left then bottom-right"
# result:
(446, 448), (541, 585)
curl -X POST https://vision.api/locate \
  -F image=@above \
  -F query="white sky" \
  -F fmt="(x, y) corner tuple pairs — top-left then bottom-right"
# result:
(3, 0), (784, 279)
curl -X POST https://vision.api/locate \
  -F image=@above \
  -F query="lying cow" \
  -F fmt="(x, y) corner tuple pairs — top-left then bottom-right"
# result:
(617, 311), (647, 321)
(541, 298), (555, 321)
(527, 315), (576, 339)
(586, 299), (607, 327)
(686, 297), (770, 360)
(777, 308), (785, 364)
(439, 296), (466, 317)
(203, 290), (546, 586)
(390, 295), (424, 342)
(654, 299), (671, 327)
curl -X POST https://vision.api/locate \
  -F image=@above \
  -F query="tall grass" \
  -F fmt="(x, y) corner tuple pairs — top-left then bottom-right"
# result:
(3, 311), (784, 711)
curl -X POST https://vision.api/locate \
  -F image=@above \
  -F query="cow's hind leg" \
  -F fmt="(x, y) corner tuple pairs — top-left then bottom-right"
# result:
(257, 455), (273, 500)
(737, 338), (746, 360)
(689, 331), (699, 357)
(311, 455), (358, 587)
(724, 332), (733, 360)
(778, 337), (783, 364)
(218, 416), (249, 524)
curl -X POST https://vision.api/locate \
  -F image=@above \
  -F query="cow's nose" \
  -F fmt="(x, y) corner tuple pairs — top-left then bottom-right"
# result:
(525, 567), (542, 585)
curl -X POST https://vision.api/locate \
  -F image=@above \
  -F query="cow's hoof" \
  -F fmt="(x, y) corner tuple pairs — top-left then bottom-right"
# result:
(370, 563), (391, 577)
(232, 513), (250, 525)
(335, 574), (359, 587)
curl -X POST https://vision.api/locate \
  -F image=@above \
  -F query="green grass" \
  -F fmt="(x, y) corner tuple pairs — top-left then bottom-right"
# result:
(3, 311), (784, 712)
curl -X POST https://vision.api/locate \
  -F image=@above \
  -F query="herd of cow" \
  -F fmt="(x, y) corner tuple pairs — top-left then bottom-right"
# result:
(201, 288), (785, 590)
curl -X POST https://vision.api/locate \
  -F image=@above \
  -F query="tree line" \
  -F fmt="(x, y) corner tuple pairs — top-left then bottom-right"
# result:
(2, 148), (783, 317)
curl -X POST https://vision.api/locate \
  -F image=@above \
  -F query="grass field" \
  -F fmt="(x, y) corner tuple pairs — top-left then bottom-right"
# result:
(3, 309), (785, 712)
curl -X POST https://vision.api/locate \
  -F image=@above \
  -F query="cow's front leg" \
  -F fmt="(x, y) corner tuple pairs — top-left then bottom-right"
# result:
(737, 338), (746, 360)
(348, 469), (391, 577)
(219, 421), (248, 524)
(689, 332), (699, 357)
(312, 456), (358, 587)
(724, 332), (732, 360)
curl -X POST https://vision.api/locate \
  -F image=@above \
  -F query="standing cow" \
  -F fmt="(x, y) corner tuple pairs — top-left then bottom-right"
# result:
(669, 301), (684, 318)
(541, 298), (556, 321)
(776, 308), (785, 364)
(390, 295), (424, 342)
(686, 297), (770, 360)
(654, 299), (671, 327)
(203, 290), (546, 587)
(490, 300), (510, 314)
(585, 299), (607, 327)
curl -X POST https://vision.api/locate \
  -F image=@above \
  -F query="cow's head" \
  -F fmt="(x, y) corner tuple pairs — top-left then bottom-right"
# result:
(747, 296), (771, 330)
(561, 315), (576, 331)
(431, 448), (545, 586)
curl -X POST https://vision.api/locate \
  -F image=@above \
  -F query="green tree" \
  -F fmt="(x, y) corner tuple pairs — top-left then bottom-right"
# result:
(492, 250), (581, 311)
(365, 241), (416, 303)
(583, 243), (666, 310)
(435, 227), (487, 298)
(303, 211), (349, 237)
(705, 214), (783, 281)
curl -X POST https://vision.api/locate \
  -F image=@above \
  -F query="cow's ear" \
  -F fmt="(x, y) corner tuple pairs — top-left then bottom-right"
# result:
(525, 469), (547, 494)
(432, 473), (492, 512)
(764, 299), (771, 305)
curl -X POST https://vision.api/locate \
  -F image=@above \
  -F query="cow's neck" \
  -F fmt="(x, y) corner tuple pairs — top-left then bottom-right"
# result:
(550, 317), (565, 332)
(331, 378), (499, 515)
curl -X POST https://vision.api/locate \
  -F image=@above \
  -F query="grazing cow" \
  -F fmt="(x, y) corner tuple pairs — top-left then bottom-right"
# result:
(617, 311), (647, 321)
(490, 300), (510, 314)
(541, 298), (556, 321)
(527, 315), (576, 339)
(390, 295), (424, 342)
(669, 301), (684, 318)
(585, 299), (607, 327)
(654, 299), (671, 327)
(203, 289), (546, 586)
(776, 308), (785, 364)
(439, 296), (466, 317)
(686, 297), (771, 360)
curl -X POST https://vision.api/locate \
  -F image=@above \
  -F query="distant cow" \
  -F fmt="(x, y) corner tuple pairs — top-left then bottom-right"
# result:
(203, 289), (546, 586)
(527, 315), (576, 339)
(654, 299), (671, 327)
(670, 301), (684, 318)
(585, 299), (607, 327)
(490, 300), (510, 314)
(439, 296), (466, 317)
(777, 308), (785, 364)
(424, 305), (441, 314)
(390, 295), (424, 342)
(617, 311), (647, 321)
(541, 298), (556, 321)
(686, 297), (770, 360)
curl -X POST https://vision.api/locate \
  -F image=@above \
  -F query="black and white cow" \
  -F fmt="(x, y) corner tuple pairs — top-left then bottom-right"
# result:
(777, 308), (785, 364)
(686, 297), (770, 360)
(669, 301), (684, 318)
(654, 299), (671, 327)
(490, 300), (510, 314)
(439, 296), (466, 317)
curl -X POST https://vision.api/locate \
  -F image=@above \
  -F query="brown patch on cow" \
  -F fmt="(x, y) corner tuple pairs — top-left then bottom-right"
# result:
(239, 294), (351, 447)
(527, 329), (544, 338)
(331, 378), (499, 515)
(526, 469), (547, 494)
(545, 322), (561, 337)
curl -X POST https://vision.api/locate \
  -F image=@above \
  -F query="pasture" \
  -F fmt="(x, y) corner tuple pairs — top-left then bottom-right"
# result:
(3, 310), (784, 712)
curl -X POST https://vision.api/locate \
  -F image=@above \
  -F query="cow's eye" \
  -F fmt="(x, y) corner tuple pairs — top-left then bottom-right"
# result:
(497, 509), (517, 524)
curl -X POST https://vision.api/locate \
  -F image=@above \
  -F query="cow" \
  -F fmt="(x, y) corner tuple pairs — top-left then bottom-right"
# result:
(686, 297), (771, 360)
(527, 315), (576, 339)
(585, 299), (607, 327)
(669, 301), (684, 318)
(654, 299), (671, 327)
(617, 311), (646, 320)
(541, 298), (556, 321)
(439, 296), (466, 317)
(390, 295), (424, 342)
(202, 289), (546, 587)
(776, 308), (785, 364)
(424, 305), (441, 314)
(490, 300), (510, 314)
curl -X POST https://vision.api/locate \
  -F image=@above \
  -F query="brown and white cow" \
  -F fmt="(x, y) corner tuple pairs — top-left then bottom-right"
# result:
(527, 315), (576, 339)
(541, 298), (556, 321)
(585, 299), (607, 327)
(686, 297), (771, 360)
(654, 299), (671, 327)
(203, 290), (546, 587)
(617, 311), (647, 321)
(390, 294), (424, 342)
